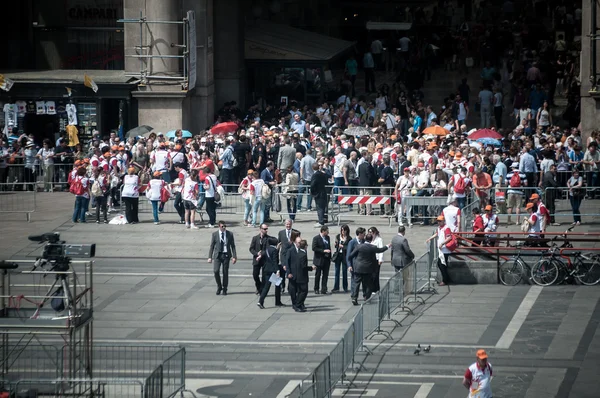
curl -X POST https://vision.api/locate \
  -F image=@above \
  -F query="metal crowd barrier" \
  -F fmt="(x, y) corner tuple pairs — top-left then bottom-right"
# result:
(2, 162), (76, 192)
(401, 194), (449, 226)
(0, 183), (36, 222)
(287, 241), (440, 398)
(1, 343), (186, 398)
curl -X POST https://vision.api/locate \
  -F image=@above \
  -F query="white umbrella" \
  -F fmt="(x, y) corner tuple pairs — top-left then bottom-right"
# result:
(344, 126), (371, 137)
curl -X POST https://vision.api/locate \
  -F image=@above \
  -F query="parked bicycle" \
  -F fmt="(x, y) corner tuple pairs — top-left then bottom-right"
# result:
(530, 228), (600, 286)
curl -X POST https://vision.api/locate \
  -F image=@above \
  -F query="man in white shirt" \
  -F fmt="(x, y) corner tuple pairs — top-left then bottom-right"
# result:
(442, 196), (462, 232)
(478, 87), (494, 128)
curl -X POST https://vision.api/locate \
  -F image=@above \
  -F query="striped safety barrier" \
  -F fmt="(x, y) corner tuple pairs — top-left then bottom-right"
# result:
(337, 195), (391, 205)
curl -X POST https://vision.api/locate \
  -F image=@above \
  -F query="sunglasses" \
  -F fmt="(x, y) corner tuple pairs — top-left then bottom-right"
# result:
(261, 227), (268, 231)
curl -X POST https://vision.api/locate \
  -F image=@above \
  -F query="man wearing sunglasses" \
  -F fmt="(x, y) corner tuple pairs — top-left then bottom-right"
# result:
(249, 223), (272, 295)
(208, 221), (237, 296)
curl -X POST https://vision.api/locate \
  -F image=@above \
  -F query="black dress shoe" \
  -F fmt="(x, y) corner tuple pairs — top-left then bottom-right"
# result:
(299, 307), (307, 312)
(255, 290), (261, 295)
(275, 303), (286, 307)
(320, 290), (327, 295)
(331, 289), (340, 293)
(256, 302), (265, 309)
(294, 306), (302, 312)
(216, 288), (222, 295)
(352, 299), (359, 306)
(300, 305), (306, 311)
(314, 289), (320, 295)
(222, 290), (227, 296)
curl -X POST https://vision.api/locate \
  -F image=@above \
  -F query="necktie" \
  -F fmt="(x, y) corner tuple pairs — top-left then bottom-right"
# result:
(221, 232), (225, 252)
(287, 229), (290, 241)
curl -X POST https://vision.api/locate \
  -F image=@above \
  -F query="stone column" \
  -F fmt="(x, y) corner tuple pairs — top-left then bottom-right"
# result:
(580, 0), (600, 141)
(182, 0), (215, 132)
(213, 0), (245, 110)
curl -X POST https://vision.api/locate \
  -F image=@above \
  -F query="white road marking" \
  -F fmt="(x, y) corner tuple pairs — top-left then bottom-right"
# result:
(94, 271), (397, 277)
(495, 286), (542, 349)
(34, 338), (495, 349)
(332, 388), (377, 396)
(186, 378), (234, 398)
(276, 380), (302, 398)
(414, 383), (434, 398)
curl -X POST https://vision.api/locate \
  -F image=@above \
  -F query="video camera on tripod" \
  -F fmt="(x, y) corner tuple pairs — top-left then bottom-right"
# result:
(27, 232), (95, 313)
(29, 232), (95, 272)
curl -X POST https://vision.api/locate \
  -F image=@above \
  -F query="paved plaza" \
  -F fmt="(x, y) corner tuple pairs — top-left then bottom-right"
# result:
(2, 189), (600, 397)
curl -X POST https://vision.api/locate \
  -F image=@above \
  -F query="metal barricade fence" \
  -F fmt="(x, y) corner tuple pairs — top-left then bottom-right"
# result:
(362, 293), (380, 340)
(0, 344), (62, 390)
(404, 253), (428, 306)
(459, 193), (480, 233)
(402, 194), (449, 227)
(0, 183), (36, 221)
(313, 356), (331, 398)
(159, 348), (186, 398)
(144, 365), (163, 398)
(90, 344), (182, 379)
(333, 185), (396, 226)
(328, 340), (344, 390)
(14, 378), (145, 398)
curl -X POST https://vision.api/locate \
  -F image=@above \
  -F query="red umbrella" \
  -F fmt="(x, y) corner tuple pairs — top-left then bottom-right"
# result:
(468, 129), (503, 140)
(210, 122), (239, 135)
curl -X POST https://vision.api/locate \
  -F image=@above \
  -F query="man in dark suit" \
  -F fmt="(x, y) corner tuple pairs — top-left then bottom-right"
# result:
(541, 164), (559, 225)
(390, 226), (414, 272)
(347, 227), (366, 300)
(312, 225), (332, 294)
(207, 221), (237, 295)
(357, 154), (376, 215)
(257, 237), (284, 309)
(310, 163), (329, 227)
(277, 218), (300, 292)
(249, 223), (271, 294)
(348, 233), (389, 305)
(286, 237), (315, 312)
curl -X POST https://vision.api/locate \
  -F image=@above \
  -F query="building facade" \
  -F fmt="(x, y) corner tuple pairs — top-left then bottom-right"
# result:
(581, 0), (600, 141)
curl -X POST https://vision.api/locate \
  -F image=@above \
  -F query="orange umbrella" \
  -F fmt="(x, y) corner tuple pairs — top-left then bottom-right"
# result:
(423, 126), (449, 136)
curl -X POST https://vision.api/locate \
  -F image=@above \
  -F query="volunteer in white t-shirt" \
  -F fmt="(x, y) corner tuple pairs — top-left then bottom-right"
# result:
(442, 196), (462, 232)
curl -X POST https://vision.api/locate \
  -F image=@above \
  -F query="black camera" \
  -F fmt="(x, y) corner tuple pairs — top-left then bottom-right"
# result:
(29, 232), (95, 271)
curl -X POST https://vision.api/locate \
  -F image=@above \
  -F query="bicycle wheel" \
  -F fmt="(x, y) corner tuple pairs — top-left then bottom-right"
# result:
(499, 258), (526, 286)
(575, 256), (600, 286)
(531, 259), (559, 286)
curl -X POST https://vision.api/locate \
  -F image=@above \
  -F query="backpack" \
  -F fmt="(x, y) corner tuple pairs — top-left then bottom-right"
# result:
(69, 177), (86, 196)
(454, 174), (466, 195)
(261, 183), (272, 200)
(444, 227), (458, 252)
(509, 173), (521, 188)
(91, 180), (103, 197)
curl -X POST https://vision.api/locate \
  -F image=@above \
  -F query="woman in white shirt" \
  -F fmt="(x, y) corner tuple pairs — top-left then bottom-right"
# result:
(122, 167), (140, 224)
(395, 167), (414, 226)
(36, 139), (55, 192)
(249, 170), (265, 228)
(239, 170), (254, 226)
(182, 169), (200, 229)
(93, 167), (110, 223)
(536, 101), (552, 132)
(202, 166), (218, 228)
(368, 227), (384, 293)
(146, 171), (165, 225)
(281, 165), (299, 221)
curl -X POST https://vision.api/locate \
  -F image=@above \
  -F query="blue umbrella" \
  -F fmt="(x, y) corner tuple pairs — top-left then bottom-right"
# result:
(166, 130), (192, 139)
(474, 137), (502, 146)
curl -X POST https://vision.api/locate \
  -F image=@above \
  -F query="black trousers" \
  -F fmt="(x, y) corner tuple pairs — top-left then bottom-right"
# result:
(289, 280), (308, 307)
(123, 197), (139, 223)
(372, 263), (381, 292)
(205, 197), (217, 225)
(253, 264), (262, 292)
(259, 270), (282, 305)
(314, 260), (331, 292)
(315, 197), (328, 225)
(95, 193), (108, 222)
(174, 192), (185, 221)
(213, 254), (230, 289)
(351, 272), (373, 300)
(437, 253), (451, 284)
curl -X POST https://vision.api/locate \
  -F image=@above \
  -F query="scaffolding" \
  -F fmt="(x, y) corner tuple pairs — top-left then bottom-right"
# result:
(0, 260), (94, 396)
(118, 10), (196, 90)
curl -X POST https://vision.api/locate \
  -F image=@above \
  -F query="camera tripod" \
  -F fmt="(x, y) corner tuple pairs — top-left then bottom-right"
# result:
(32, 258), (75, 318)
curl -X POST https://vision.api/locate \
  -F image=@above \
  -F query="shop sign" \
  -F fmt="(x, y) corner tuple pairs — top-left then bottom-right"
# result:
(66, 0), (123, 26)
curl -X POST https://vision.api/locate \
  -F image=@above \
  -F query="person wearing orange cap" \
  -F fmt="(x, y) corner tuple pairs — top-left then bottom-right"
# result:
(524, 202), (542, 246)
(482, 205), (499, 246)
(529, 193), (550, 232)
(426, 215), (453, 286)
(463, 349), (493, 398)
